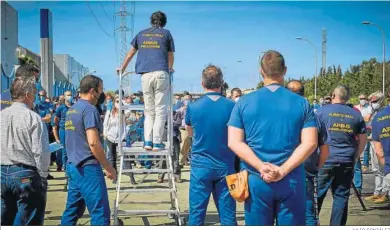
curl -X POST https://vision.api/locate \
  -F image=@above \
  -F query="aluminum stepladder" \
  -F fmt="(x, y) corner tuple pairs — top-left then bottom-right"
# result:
(113, 71), (185, 226)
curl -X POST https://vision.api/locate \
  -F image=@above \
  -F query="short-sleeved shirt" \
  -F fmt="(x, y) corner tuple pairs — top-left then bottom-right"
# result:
(185, 92), (236, 170)
(55, 104), (70, 129)
(228, 84), (317, 176)
(305, 113), (329, 177)
(65, 99), (102, 167)
(316, 103), (366, 163)
(131, 27), (175, 74)
(372, 105), (390, 175)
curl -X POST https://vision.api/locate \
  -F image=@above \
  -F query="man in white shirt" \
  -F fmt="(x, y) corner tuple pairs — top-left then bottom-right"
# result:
(1, 76), (51, 225)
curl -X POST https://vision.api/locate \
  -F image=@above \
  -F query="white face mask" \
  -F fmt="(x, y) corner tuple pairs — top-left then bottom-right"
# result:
(115, 102), (120, 109)
(234, 97), (240, 102)
(372, 102), (381, 111)
(360, 100), (367, 106)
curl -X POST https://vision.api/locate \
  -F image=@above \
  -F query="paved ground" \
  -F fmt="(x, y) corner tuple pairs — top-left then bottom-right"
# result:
(44, 165), (390, 226)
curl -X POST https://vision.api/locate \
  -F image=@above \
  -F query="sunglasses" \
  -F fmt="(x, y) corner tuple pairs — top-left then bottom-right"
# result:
(115, 101), (120, 103)
(359, 98), (367, 100)
(371, 100), (379, 103)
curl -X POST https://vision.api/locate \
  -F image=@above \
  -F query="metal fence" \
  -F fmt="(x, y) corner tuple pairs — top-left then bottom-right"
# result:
(1, 65), (77, 97)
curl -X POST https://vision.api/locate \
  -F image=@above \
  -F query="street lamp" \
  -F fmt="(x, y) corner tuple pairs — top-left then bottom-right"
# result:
(362, 21), (386, 94)
(296, 37), (318, 99)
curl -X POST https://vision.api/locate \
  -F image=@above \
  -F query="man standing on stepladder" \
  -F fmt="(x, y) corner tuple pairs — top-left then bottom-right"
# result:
(117, 11), (175, 151)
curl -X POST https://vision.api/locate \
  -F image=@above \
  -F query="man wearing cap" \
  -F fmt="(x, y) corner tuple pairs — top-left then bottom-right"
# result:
(228, 50), (318, 225)
(364, 91), (389, 203)
(286, 80), (329, 226)
(316, 85), (367, 225)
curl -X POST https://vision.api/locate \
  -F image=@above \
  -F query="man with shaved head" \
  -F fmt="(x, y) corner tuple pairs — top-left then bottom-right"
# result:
(315, 85), (367, 225)
(228, 50), (318, 225)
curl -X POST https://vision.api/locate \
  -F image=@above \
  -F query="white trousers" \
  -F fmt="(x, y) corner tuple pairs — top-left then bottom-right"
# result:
(141, 71), (169, 144)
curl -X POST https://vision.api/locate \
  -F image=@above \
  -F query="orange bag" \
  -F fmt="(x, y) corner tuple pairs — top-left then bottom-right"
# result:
(225, 170), (249, 202)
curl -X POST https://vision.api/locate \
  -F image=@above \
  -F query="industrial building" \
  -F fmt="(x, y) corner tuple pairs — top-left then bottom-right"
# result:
(1, 1), (91, 98)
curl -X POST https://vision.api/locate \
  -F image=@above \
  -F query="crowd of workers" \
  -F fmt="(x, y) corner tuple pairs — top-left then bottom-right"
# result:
(1, 10), (389, 227)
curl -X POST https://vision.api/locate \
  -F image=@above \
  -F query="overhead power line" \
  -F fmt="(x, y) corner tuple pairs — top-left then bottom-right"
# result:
(100, 3), (114, 22)
(85, 0), (113, 37)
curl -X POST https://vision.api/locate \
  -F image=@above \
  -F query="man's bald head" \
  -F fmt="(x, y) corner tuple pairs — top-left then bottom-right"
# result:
(286, 80), (304, 96)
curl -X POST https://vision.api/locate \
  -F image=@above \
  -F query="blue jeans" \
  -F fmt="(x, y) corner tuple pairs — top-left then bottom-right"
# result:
(354, 160), (362, 193)
(363, 142), (371, 167)
(317, 163), (354, 226)
(59, 129), (66, 169)
(245, 168), (306, 226)
(1, 165), (45, 226)
(188, 167), (237, 226)
(305, 176), (318, 226)
(61, 163), (110, 226)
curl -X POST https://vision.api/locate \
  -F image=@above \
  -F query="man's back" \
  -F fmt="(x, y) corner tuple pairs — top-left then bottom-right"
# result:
(132, 27), (175, 74)
(228, 85), (316, 174)
(65, 99), (102, 166)
(372, 105), (390, 175)
(316, 104), (366, 163)
(185, 92), (235, 169)
(0, 102), (50, 175)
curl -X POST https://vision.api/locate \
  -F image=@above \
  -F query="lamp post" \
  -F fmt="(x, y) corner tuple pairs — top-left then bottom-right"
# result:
(296, 37), (318, 99)
(362, 21), (386, 94)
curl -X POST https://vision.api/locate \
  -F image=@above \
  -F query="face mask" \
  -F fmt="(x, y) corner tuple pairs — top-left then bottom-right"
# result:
(39, 95), (45, 102)
(372, 102), (381, 111)
(115, 102), (120, 109)
(133, 97), (140, 104)
(66, 97), (73, 105)
(360, 100), (367, 106)
(96, 91), (105, 105)
(234, 97), (240, 102)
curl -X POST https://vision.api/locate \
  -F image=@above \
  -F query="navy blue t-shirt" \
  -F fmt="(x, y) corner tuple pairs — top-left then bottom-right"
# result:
(305, 113), (329, 177)
(131, 27), (175, 74)
(65, 99), (102, 166)
(372, 105), (390, 175)
(185, 92), (236, 170)
(316, 103), (366, 163)
(55, 104), (69, 129)
(228, 84), (317, 176)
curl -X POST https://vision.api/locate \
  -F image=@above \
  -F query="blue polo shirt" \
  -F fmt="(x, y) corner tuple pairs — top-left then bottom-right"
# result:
(305, 113), (329, 177)
(228, 84), (317, 176)
(34, 100), (51, 129)
(65, 99), (102, 167)
(35, 100), (51, 118)
(372, 105), (390, 175)
(185, 92), (235, 170)
(55, 104), (70, 129)
(131, 27), (175, 74)
(316, 103), (366, 163)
